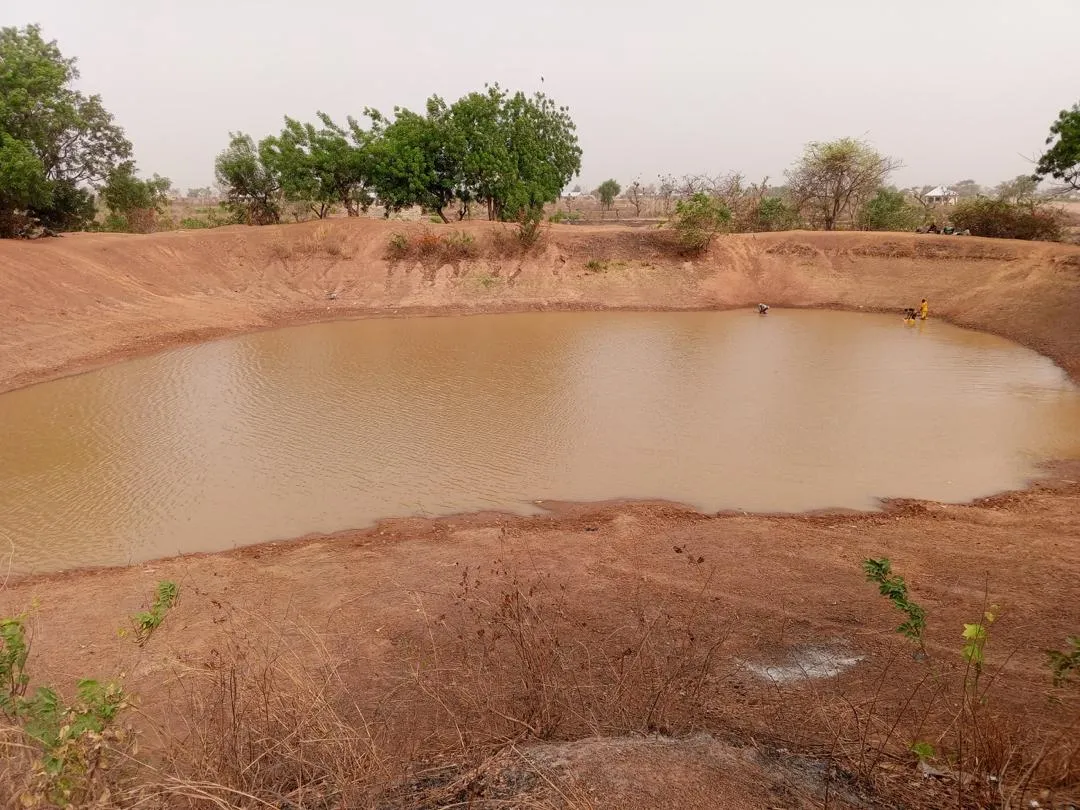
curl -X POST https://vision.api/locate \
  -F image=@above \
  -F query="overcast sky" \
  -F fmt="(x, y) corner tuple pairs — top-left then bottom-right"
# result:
(9, 0), (1080, 193)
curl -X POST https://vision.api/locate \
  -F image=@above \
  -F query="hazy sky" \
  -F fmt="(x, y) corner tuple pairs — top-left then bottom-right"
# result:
(9, 0), (1080, 193)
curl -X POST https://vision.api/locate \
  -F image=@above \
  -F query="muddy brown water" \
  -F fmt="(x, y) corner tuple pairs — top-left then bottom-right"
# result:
(3, 309), (1080, 576)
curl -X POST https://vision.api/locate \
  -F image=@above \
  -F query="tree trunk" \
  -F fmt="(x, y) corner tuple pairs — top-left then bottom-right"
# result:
(437, 208), (450, 224)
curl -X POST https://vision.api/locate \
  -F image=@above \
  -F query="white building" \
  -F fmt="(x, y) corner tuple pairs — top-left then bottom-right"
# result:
(924, 185), (959, 205)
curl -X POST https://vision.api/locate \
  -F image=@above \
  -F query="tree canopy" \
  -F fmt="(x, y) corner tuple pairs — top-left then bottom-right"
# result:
(786, 138), (901, 230)
(214, 84), (582, 225)
(214, 133), (281, 225)
(260, 114), (374, 219)
(1035, 102), (1080, 191)
(101, 163), (172, 233)
(597, 179), (621, 210)
(0, 24), (132, 236)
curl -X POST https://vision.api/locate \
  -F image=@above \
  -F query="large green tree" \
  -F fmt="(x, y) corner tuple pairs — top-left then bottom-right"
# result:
(214, 133), (281, 225)
(101, 163), (171, 232)
(1035, 103), (1080, 191)
(260, 113), (374, 219)
(786, 138), (901, 230)
(366, 97), (459, 222)
(0, 25), (132, 236)
(365, 86), (582, 223)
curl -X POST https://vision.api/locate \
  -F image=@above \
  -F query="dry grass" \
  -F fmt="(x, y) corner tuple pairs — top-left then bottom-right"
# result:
(385, 229), (479, 264)
(267, 225), (353, 262)
(2, 561), (1078, 809)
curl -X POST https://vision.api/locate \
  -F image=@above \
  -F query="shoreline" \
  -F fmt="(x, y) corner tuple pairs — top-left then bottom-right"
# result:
(1, 221), (1080, 584)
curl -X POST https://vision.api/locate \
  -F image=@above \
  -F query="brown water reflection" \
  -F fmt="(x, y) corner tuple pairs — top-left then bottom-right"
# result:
(3, 309), (1080, 575)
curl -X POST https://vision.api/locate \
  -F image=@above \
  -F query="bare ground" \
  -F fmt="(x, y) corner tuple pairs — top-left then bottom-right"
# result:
(1, 222), (1080, 808)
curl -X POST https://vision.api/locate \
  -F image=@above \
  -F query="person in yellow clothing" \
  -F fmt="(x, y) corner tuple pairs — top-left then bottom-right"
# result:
(919, 299), (929, 320)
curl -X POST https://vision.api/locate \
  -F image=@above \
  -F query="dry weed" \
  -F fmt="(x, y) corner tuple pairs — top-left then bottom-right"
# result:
(135, 614), (387, 809)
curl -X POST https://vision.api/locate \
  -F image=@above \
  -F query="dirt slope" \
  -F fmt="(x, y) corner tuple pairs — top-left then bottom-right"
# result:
(1, 220), (1079, 394)
(1, 223), (1079, 807)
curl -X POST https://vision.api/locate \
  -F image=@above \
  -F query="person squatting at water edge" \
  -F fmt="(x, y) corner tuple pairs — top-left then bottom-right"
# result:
(758, 303), (769, 315)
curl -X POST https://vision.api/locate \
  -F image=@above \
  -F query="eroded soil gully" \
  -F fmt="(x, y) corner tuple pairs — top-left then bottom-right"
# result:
(1, 224), (1079, 805)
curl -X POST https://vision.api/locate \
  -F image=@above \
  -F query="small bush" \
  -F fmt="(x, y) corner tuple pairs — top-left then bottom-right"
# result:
(442, 230), (478, 261)
(131, 580), (179, 644)
(857, 187), (927, 232)
(385, 229), (478, 264)
(584, 259), (607, 273)
(670, 192), (731, 252)
(751, 196), (800, 232)
(516, 207), (544, 249)
(950, 198), (1063, 241)
(386, 232), (409, 259)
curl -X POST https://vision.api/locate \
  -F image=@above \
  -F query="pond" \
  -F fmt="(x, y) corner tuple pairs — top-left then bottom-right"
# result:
(3, 309), (1080, 575)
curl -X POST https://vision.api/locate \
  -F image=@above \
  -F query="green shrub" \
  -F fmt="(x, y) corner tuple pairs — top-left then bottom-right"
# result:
(949, 197), (1062, 241)
(752, 196), (799, 232)
(670, 192), (731, 252)
(516, 207), (544, 248)
(857, 187), (926, 232)
(131, 580), (179, 644)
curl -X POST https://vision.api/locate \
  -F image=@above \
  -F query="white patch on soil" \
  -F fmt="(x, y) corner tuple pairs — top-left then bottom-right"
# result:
(743, 647), (863, 684)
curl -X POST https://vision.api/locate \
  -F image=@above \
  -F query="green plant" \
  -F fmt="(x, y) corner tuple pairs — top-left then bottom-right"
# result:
(0, 25), (133, 238)
(442, 229), (478, 260)
(584, 259), (606, 273)
(516, 206), (544, 248)
(961, 606), (997, 681)
(910, 741), (935, 761)
(597, 178), (621, 212)
(1035, 101), (1080, 191)
(131, 580), (179, 644)
(0, 616), (30, 717)
(0, 612), (132, 807)
(549, 209), (581, 224)
(669, 192), (731, 252)
(785, 137), (901, 230)
(387, 231), (409, 259)
(862, 557), (927, 652)
(1046, 637), (1080, 687)
(857, 187), (926, 232)
(949, 197), (1062, 241)
(753, 196), (799, 232)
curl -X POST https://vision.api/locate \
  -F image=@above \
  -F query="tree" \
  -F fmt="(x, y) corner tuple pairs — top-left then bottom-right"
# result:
(952, 179), (983, 198)
(994, 174), (1038, 203)
(625, 179), (646, 217)
(669, 192), (731, 252)
(260, 113), (373, 219)
(367, 97), (458, 222)
(494, 89), (582, 220)
(0, 133), (50, 236)
(597, 179), (621, 213)
(857, 187), (925, 232)
(367, 86), (582, 223)
(447, 85), (511, 221)
(1035, 102), (1080, 191)
(0, 25), (132, 236)
(215, 133), (281, 225)
(786, 138), (901, 230)
(752, 196), (799, 232)
(101, 163), (172, 232)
